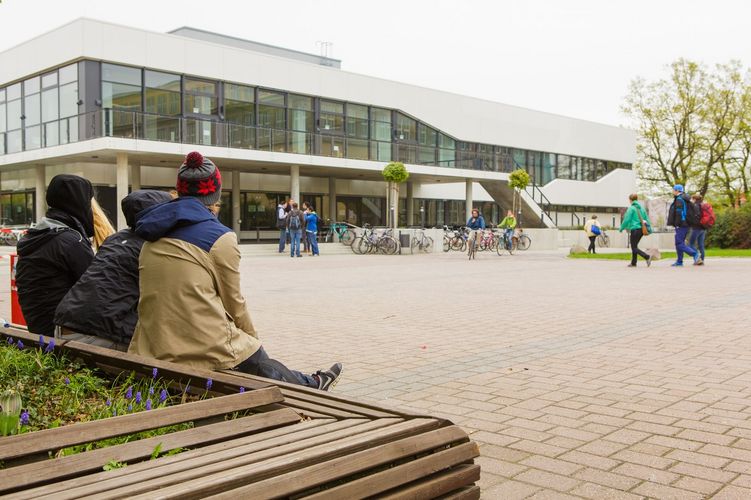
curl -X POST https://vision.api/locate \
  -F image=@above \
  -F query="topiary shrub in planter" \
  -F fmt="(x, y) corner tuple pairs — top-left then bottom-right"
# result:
(508, 168), (530, 217)
(382, 162), (409, 228)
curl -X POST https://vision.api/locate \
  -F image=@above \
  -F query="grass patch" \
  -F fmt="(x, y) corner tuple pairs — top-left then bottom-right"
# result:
(568, 248), (751, 260)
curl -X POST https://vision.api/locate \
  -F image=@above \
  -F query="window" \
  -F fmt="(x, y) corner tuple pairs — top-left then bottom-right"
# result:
(395, 113), (416, 142)
(258, 90), (285, 151)
(438, 134), (456, 166)
(370, 107), (391, 161)
(346, 103), (368, 139)
(319, 99), (344, 134)
(184, 77), (217, 115)
(144, 70), (180, 142)
(225, 83), (255, 149)
(557, 154), (571, 179)
(542, 153), (556, 184)
(287, 94), (313, 154)
(102, 63), (139, 139)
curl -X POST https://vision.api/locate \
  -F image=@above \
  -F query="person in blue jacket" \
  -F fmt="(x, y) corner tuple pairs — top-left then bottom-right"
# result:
(304, 204), (320, 256)
(466, 208), (485, 249)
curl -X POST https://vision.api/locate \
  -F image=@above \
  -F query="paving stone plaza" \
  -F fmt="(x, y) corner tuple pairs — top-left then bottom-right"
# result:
(246, 250), (750, 499)
(2, 248), (750, 498)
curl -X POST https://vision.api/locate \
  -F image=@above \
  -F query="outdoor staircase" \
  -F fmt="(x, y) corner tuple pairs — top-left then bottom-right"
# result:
(479, 180), (557, 228)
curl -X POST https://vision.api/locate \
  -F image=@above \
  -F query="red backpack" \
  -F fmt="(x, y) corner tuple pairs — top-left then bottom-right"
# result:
(700, 202), (716, 229)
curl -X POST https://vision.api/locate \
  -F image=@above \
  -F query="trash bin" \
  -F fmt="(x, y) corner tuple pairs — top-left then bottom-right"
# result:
(399, 232), (410, 254)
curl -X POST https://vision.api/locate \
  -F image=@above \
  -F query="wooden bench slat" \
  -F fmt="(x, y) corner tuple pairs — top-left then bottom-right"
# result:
(435, 485), (481, 500)
(198, 426), (471, 500)
(300, 445), (479, 500)
(0, 387), (282, 462)
(280, 395), (366, 418)
(0, 408), (300, 494)
(24, 418), (384, 500)
(369, 464), (480, 500)
(103, 418), (421, 500)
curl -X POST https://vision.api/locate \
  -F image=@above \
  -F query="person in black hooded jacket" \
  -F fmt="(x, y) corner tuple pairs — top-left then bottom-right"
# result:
(16, 174), (96, 336)
(54, 190), (172, 350)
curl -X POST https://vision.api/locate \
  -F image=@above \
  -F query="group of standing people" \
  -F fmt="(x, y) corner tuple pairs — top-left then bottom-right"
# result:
(15, 152), (342, 391)
(276, 199), (320, 257)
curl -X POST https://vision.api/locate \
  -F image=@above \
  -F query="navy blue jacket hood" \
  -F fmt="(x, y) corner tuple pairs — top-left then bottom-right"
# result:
(135, 197), (216, 241)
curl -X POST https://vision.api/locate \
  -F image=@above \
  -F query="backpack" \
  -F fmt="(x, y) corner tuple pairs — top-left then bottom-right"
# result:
(288, 211), (301, 230)
(700, 202), (716, 229)
(682, 196), (701, 226)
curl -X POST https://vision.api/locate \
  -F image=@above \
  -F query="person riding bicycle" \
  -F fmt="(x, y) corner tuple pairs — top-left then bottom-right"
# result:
(498, 210), (517, 249)
(466, 208), (485, 249)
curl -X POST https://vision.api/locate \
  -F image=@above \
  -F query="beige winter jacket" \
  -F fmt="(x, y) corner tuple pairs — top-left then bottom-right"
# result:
(129, 231), (261, 370)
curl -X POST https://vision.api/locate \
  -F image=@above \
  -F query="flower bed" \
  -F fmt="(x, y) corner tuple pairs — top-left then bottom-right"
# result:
(0, 334), (223, 458)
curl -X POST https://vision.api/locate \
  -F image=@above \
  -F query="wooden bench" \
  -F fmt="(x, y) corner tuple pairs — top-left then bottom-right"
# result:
(0, 327), (480, 499)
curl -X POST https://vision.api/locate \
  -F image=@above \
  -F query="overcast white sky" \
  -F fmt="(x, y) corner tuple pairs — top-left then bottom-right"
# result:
(1, 0), (749, 127)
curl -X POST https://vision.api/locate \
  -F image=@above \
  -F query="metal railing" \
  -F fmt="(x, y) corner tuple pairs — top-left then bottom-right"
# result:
(524, 182), (555, 226)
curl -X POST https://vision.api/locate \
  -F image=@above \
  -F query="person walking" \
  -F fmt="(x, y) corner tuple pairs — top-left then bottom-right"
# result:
(286, 202), (304, 258)
(619, 194), (653, 267)
(584, 215), (601, 254)
(130, 151), (342, 390)
(687, 193), (708, 266)
(302, 201), (311, 254)
(54, 190), (172, 351)
(667, 184), (701, 267)
(16, 175), (97, 336)
(305, 204), (320, 256)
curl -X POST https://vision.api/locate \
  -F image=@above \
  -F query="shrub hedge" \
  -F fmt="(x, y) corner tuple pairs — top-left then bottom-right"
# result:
(706, 204), (751, 249)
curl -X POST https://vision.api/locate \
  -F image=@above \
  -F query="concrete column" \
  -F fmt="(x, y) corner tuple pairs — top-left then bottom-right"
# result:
(131, 163), (141, 191)
(232, 169), (241, 236)
(406, 181), (414, 227)
(328, 177), (337, 222)
(35, 165), (46, 223)
(116, 152), (129, 230)
(290, 165), (300, 204)
(465, 179), (473, 221)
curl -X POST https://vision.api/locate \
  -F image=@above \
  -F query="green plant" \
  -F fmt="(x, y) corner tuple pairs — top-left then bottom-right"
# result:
(0, 389), (22, 436)
(508, 169), (530, 216)
(381, 162), (409, 183)
(103, 460), (127, 471)
(706, 204), (751, 248)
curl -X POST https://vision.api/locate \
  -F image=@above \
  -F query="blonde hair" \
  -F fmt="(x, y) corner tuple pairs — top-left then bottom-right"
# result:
(91, 198), (115, 252)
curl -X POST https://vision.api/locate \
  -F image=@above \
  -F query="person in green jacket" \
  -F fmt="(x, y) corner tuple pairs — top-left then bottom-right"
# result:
(498, 210), (517, 250)
(619, 193), (653, 267)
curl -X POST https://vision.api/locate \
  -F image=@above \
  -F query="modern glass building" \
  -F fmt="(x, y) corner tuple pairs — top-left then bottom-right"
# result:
(0, 19), (636, 235)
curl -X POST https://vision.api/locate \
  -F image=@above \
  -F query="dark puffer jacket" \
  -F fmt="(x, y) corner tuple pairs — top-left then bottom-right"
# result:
(54, 190), (172, 344)
(16, 175), (95, 336)
(667, 193), (692, 228)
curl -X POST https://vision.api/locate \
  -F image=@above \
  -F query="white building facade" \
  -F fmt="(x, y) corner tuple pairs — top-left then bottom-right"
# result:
(0, 19), (636, 237)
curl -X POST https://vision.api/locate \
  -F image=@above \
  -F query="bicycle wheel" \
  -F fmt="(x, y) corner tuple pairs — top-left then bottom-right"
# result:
(518, 234), (531, 251)
(450, 236), (464, 251)
(423, 236), (433, 253)
(496, 238), (505, 256)
(351, 237), (364, 254)
(467, 238), (475, 260)
(443, 236), (451, 252)
(341, 229), (356, 246)
(410, 235), (419, 254)
(598, 234), (610, 248)
(379, 236), (399, 255)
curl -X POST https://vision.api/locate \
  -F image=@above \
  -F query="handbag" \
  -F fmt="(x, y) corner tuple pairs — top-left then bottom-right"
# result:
(636, 207), (649, 236)
(591, 224), (601, 236)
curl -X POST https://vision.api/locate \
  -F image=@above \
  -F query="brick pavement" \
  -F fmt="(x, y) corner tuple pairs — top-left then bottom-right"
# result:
(243, 250), (751, 499)
(1, 247), (750, 498)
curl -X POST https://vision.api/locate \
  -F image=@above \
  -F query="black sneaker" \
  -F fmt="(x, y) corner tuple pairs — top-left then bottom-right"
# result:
(315, 363), (343, 391)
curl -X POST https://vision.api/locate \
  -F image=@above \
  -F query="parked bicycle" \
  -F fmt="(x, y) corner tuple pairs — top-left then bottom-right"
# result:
(352, 224), (399, 255)
(323, 219), (357, 246)
(410, 230), (434, 253)
(597, 229), (610, 248)
(515, 227), (532, 251)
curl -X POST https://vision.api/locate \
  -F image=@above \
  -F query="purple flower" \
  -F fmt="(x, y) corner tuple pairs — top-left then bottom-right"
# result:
(149, 386), (154, 395)
(16, 340), (24, 349)
(152, 367), (158, 379)
(159, 389), (168, 402)
(20, 411), (29, 426)
(125, 386), (133, 399)
(45, 339), (55, 353)
(127, 403), (132, 412)
(135, 391), (142, 404)
(7, 337), (13, 345)
(105, 399), (112, 407)
(145, 399), (152, 411)
(206, 379), (213, 391)
(239, 387), (245, 393)
(64, 377), (70, 385)
(39, 335), (45, 347)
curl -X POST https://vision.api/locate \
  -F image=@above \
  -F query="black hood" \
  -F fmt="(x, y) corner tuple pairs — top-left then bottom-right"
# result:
(122, 190), (173, 228)
(45, 174), (95, 238)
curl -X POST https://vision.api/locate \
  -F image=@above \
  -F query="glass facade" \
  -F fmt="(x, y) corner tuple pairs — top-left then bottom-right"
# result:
(0, 59), (632, 186)
(0, 190), (35, 226)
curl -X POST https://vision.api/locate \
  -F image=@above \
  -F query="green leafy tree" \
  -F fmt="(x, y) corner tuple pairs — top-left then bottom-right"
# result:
(382, 162), (409, 228)
(508, 168), (530, 215)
